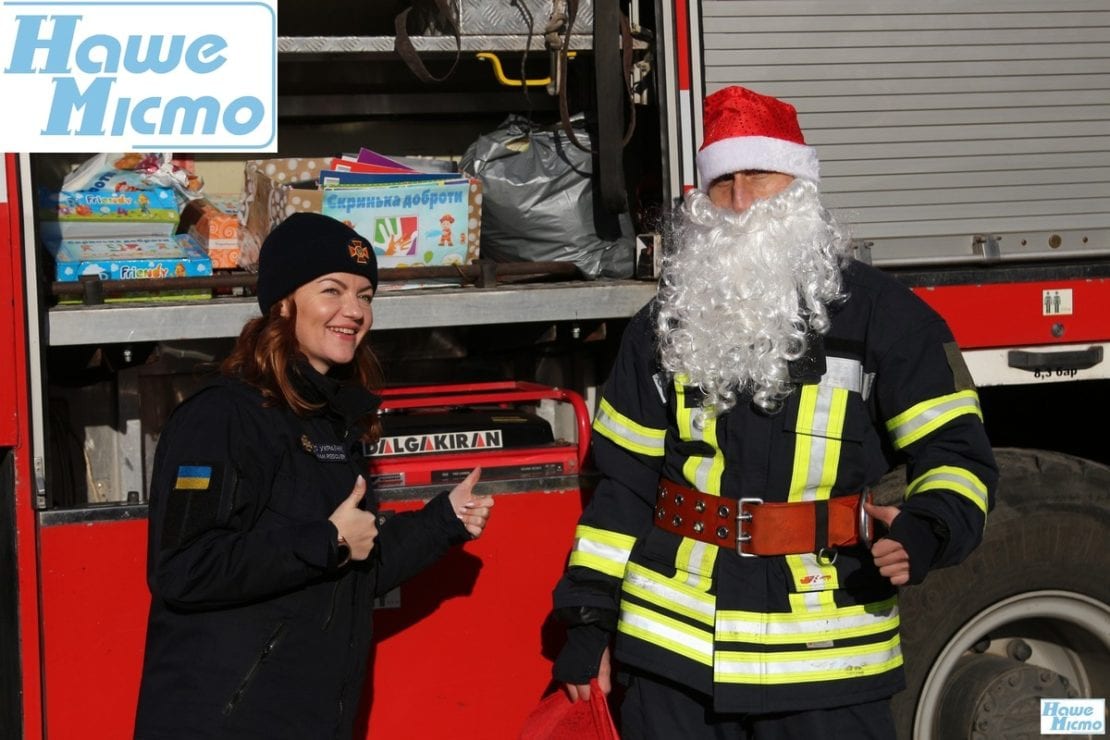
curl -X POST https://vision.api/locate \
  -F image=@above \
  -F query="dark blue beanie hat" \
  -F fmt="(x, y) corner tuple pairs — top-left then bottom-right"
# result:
(257, 212), (379, 315)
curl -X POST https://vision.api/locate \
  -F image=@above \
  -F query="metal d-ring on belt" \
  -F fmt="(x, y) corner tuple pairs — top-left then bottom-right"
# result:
(654, 479), (873, 559)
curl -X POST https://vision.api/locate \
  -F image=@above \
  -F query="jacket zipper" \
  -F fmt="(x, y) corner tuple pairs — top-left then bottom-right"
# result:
(322, 580), (341, 631)
(222, 621), (286, 715)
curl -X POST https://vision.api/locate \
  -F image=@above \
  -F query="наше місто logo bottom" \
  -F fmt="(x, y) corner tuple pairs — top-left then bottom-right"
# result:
(1041, 698), (1106, 735)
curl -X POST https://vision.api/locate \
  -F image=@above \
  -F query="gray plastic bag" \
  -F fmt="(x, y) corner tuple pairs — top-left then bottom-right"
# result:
(460, 115), (634, 279)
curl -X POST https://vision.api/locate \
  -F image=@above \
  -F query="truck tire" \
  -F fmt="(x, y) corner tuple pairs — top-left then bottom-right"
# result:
(874, 448), (1110, 739)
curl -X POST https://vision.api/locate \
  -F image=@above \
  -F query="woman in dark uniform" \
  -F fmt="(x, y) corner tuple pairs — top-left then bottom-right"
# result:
(134, 213), (493, 739)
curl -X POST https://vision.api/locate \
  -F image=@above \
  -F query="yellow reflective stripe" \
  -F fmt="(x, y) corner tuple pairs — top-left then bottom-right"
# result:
(623, 562), (716, 625)
(819, 388), (847, 495)
(788, 385), (847, 502)
(715, 635), (903, 684)
(675, 537), (718, 587)
(619, 600), (714, 666)
(788, 385), (819, 500)
(592, 398), (666, 456)
(886, 390), (982, 449)
(907, 465), (990, 516)
(789, 591), (836, 613)
(716, 597), (900, 646)
(675, 381), (725, 494)
(568, 525), (636, 578)
(786, 386), (846, 600)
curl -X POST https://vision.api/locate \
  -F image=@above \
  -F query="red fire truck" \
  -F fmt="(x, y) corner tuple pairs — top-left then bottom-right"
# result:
(3, 2), (1109, 738)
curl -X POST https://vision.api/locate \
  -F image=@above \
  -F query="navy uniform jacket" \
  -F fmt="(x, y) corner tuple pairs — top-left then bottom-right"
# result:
(554, 260), (997, 714)
(135, 365), (468, 739)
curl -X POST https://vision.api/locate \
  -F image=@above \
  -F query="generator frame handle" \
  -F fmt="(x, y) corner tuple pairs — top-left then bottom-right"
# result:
(377, 381), (592, 467)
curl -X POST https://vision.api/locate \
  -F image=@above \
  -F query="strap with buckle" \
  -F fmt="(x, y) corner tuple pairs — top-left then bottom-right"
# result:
(655, 479), (873, 557)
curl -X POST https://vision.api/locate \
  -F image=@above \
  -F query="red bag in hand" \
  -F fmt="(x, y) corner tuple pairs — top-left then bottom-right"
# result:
(518, 680), (619, 740)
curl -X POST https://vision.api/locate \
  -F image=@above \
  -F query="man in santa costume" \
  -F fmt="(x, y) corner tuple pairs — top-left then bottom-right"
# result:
(548, 86), (997, 738)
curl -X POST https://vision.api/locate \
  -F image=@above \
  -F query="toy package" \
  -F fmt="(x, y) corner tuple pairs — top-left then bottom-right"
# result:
(179, 194), (241, 269)
(48, 233), (212, 282)
(38, 152), (203, 241)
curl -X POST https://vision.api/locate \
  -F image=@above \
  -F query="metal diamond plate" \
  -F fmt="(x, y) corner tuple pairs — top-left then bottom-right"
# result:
(277, 33), (596, 54)
(460, 0), (592, 36)
(278, 1), (596, 54)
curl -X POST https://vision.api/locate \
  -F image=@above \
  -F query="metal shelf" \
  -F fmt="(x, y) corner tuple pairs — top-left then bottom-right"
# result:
(45, 280), (657, 346)
(278, 35), (596, 54)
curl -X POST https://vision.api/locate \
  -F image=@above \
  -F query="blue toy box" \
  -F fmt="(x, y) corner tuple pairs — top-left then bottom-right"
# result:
(49, 233), (212, 282)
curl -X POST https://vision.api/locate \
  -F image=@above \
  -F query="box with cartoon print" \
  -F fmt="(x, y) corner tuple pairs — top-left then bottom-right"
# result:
(48, 233), (212, 282)
(239, 156), (482, 273)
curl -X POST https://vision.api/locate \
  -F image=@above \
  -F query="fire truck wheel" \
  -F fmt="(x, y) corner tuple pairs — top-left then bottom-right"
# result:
(874, 448), (1110, 740)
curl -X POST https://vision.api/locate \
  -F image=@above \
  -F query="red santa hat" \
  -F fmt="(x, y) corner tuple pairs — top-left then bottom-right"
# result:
(696, 85), (820, 190)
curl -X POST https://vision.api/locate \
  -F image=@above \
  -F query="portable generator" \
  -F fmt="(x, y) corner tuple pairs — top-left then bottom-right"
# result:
(365, 381), (590, 738)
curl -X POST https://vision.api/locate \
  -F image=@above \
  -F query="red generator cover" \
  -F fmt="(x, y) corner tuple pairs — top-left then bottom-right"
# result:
(364, 381), (590, 740)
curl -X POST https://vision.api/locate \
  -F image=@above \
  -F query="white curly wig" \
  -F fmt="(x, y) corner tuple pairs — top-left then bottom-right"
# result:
(656, 179), (853, 415)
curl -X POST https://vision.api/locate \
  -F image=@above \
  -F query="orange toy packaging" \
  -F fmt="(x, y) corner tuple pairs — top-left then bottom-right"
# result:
(178, 194), (241, 269)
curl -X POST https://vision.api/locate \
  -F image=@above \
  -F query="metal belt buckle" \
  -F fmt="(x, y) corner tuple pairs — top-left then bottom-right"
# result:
(736, 497), (764, 558)
(857, 488), (873, 549)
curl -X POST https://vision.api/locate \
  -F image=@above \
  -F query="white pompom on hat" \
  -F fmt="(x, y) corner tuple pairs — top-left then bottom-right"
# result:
(696, 86), (820, 190)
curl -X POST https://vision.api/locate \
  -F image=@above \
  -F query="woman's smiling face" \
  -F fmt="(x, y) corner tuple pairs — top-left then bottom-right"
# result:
(283, 272), (374, 373)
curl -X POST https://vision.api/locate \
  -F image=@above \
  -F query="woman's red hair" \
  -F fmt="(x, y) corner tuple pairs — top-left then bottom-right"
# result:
(220, 299), (383, 443)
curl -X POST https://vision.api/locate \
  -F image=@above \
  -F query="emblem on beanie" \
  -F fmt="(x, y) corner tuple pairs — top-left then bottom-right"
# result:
(348, 238), (370, 265)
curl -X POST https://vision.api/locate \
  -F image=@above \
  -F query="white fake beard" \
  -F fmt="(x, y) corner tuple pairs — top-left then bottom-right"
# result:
(656, 179), (853, 414)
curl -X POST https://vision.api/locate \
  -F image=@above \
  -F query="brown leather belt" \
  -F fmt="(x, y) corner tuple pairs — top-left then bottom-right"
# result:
(655, 479), (873, 557)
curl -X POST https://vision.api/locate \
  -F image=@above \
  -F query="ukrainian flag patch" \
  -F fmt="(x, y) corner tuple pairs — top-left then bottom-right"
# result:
(175, 465), (213, 491)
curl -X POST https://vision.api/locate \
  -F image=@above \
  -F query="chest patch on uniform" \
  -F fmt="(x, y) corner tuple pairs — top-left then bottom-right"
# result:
(300, 434), (348, 462)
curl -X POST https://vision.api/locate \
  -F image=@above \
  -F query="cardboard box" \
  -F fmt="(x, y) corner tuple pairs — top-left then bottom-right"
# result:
(178, 194), (241, 269)
(240, 157), (482, 272)
(49, 233), (212, 282)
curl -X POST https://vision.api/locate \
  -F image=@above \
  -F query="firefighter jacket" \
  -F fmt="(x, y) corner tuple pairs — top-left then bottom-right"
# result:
(553, 260), (997, 714)
(135, 364), (469, 739)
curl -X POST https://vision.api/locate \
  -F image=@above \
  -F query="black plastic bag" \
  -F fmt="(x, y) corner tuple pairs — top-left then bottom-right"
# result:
(461, 115), (634, 279)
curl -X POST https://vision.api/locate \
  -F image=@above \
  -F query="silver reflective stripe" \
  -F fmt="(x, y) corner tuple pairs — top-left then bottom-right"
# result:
(569, 525), (636, 577)
(677, 539), (716, 586)
(593, 399), (666, 456)
(793, 591), (831, 611)
(624, 563), (715, 623)
(716, 599), (899, 644)
(786, 384), (845, 603)
(802, 385), (834, 501)
(886, 391), (981, 449)
(575, 534), (633, 567)
(907, 465), (989, 515)
(619, 602), (714, 665)
(791, 384), (843, 502)
(715, 636), (903, 684)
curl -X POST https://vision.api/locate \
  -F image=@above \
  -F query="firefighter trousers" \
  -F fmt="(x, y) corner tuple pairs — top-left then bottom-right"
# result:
(619, 669), (896, 740)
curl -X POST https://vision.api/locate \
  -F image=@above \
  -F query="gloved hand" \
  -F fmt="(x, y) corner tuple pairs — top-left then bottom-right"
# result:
(553, 623), (611, 685)
(888, 511), (942, 585)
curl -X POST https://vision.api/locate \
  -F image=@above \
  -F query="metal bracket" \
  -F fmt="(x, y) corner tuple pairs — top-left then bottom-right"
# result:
(972, 234), (1002, 262)
(852, 239), (874, 265)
